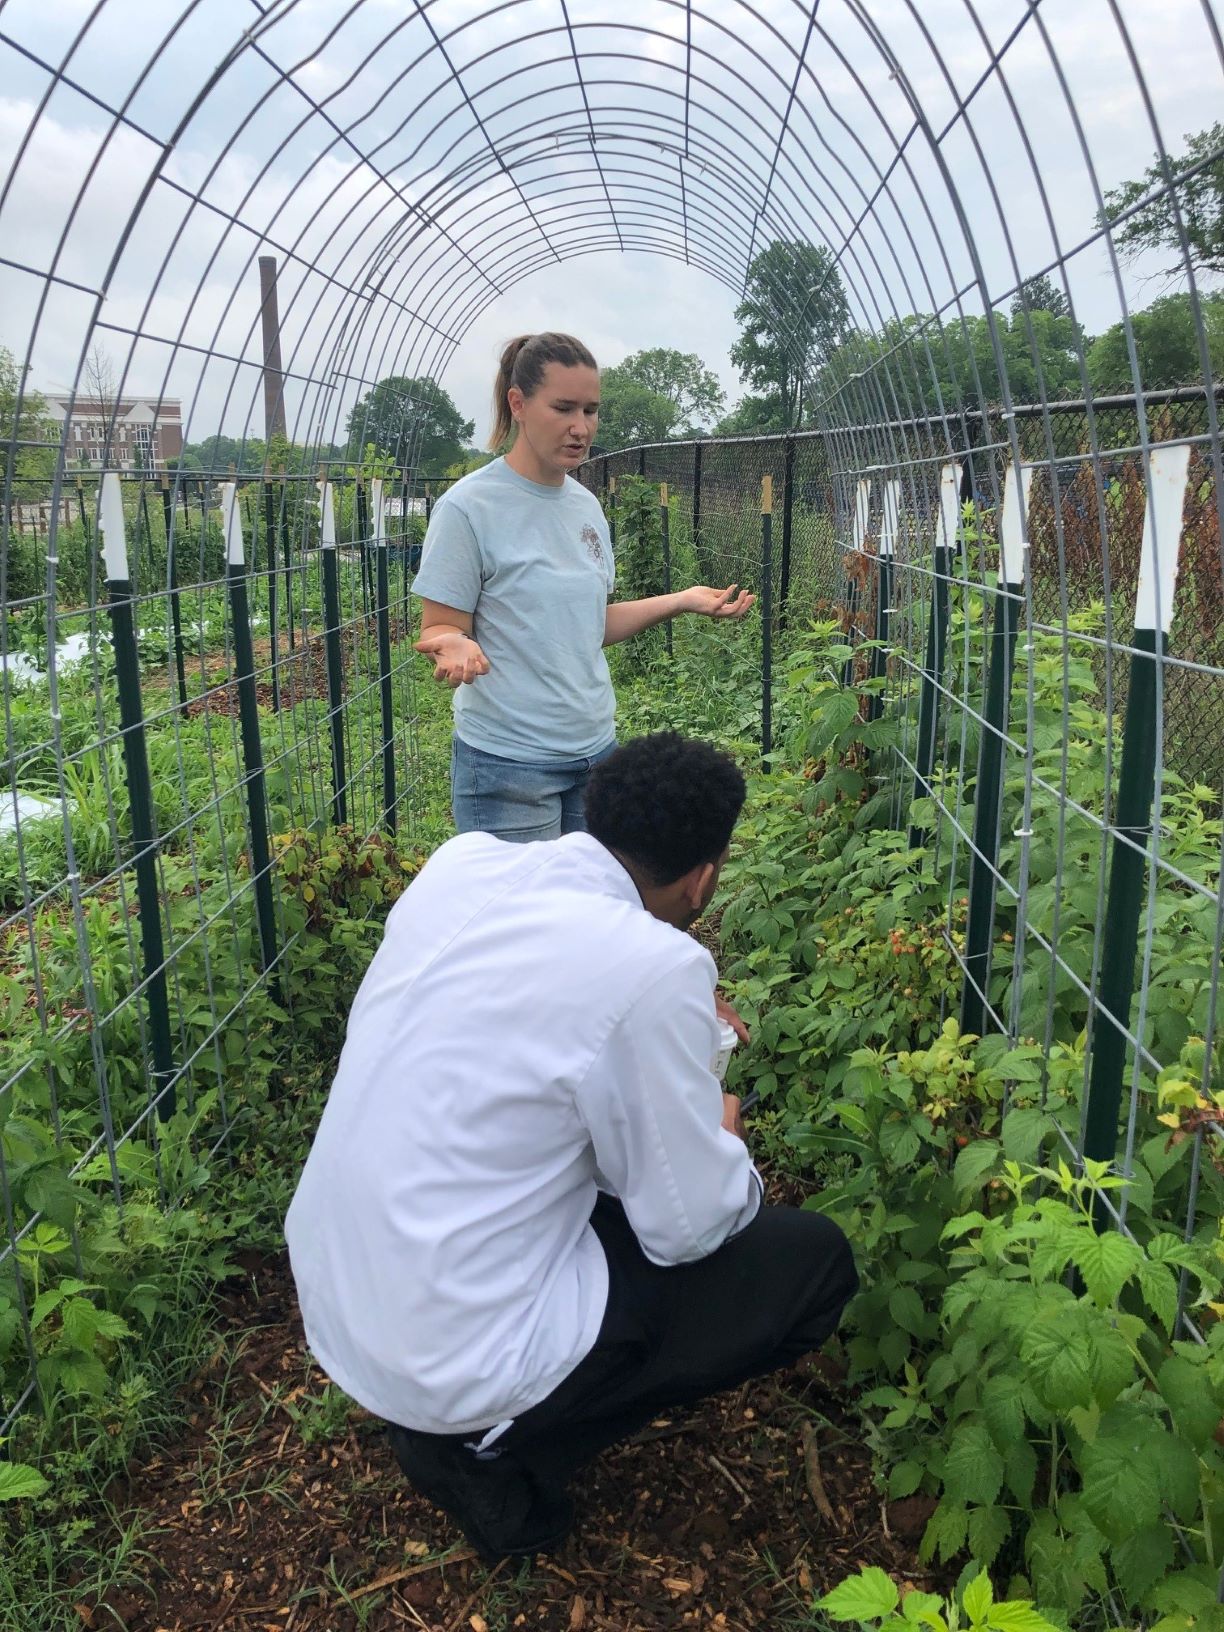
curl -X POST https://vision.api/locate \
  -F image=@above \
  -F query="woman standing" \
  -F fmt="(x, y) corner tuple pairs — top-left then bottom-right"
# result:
(412, 332), (753, 842)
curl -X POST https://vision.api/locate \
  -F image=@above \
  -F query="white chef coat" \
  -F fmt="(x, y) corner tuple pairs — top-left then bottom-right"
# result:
(284, 830), (762, 1436)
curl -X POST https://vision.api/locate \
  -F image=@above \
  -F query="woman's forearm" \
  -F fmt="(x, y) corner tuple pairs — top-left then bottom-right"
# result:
(603, 592), (689, 647)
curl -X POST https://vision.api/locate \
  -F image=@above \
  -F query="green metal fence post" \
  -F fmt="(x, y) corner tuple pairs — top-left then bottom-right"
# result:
(778, 437), (795, 633)
(279, 466), (295, 654)
(139, 481), (157, 587)
(659, 482), (673, 659)
(867, 480), (900, 725)
(318, 475), (348, 826)
(98, 475), (177, 1121)
(221, 484), (280, 997)
(841, 478), (872, 691)
(909, 463), (962, 849)
(761, 474), (773, 763)
(961, 463), (1032, 1036)
(263, 475), (279, 711)
(372, 478), (397, 835)
(356, 476), (373, 620)
(1082, 442), (1190, 1204)
(159, 474), (188, 708)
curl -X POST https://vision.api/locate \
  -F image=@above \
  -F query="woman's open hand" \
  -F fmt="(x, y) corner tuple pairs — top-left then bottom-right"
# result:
(680, 584), (756, 620)
(414, 629), (491, 687)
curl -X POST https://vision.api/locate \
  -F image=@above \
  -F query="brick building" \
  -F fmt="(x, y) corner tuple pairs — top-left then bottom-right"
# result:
(44, 394), (183, 470)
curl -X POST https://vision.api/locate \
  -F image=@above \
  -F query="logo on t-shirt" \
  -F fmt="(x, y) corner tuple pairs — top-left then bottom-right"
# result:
(581, 524), (604, 564)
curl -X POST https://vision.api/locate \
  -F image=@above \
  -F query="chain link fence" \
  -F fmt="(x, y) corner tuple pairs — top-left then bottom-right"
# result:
(584, 388), (1223, 791)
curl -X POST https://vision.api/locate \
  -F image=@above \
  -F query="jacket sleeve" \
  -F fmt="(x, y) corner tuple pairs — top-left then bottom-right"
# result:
(573, 951), (762, 1266)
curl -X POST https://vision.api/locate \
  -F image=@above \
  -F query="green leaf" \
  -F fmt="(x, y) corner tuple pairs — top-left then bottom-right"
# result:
(942, 1424), (1004, 1506)
(1021, 1306), (1134, 1412)
(50, 1352), (110, 1397)
(1070, 1231), (1141, 1307)
(0, 1463), (49, 1502)
(1077, 1425), (1163, 1540)
(1000, 1107), (1048, 1164)
(1158, 1354), (1220, 1447)
(60, 1297), (101, 1353)
(967, 1505), (1011, 1570)
(1150, 1428), (1201, 1521)
(888, 1459), (924, 1499)
(817, 1566), (901, 1623)
(980, 1371), (1027, 1451)
(986, 1603), (1065, 1632)
(1113, 1523), (1175, 1605)
(879, 1119), (922, 1167)
(1004, 1437), (1038, 1507)
(952, 1140), (1001, 1197)
(889, 1285), (928, 1337)
(900, 1591), (947, 1629)
(1137, 1260), (1181, 1336)
(921, 1501), (968, 1566)
(962, 1572), (993, 1625)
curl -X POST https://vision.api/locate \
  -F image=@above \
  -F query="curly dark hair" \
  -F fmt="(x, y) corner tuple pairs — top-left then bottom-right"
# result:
(584, 733), (746, 885)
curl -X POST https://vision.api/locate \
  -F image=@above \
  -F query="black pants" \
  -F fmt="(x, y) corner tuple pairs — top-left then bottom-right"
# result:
(409, 1194), (857, 1490)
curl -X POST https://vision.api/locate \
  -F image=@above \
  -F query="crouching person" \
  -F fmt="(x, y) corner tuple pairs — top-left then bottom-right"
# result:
(285, 732), (857, 1560)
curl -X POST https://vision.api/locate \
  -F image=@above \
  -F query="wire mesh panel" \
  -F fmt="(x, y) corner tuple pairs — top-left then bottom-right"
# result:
(584, 383), (1223, 1333)
(0, 453), (430, 1431)
(2, 1), (1224, 1618)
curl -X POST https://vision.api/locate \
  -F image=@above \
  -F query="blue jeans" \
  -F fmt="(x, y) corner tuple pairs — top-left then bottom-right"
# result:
(451, 735), (617, 842)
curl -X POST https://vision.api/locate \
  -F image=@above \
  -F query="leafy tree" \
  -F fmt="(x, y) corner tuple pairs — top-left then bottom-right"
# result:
(817, 306), (1085, 420)
(1011, 274), (1070, 321)
(179, 433), (267, 474)
(0, 346), (57, 512)
(710, 392), (790, 437)
(344, 376), (474, 472)
(595, 375), (675, 449)
(1086, 291), (1224, 392)
(596, 349), (724, 449)
(1100, 122), (1224, 279)
(730, 240), (850, 427)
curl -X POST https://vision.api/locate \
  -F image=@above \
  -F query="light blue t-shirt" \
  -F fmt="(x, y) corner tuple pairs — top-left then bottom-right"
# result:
(411, 459), (617, 763)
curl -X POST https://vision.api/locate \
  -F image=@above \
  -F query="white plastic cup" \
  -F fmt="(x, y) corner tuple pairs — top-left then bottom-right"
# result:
(712, 1017), (739, 1082)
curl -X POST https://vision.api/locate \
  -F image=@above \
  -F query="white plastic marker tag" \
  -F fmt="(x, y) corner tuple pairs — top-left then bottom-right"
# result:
(220, 482), (244, 568)
(98, 472), (129, 582)
(1134, 442), (1191, 637)
(318, 477), (336, 548)
(852, 478), (872, 551)
(936, 463), (962, 554)
(879, 480), (901, 559)
(998, 463), (1034, 589)
(370, 478), (385, 544)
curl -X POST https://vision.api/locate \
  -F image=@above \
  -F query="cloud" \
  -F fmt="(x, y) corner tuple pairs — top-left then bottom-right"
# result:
(2, 0), (1218, 453)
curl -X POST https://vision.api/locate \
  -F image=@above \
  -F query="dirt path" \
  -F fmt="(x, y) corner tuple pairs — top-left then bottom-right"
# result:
(84, 1255), (939, 1632)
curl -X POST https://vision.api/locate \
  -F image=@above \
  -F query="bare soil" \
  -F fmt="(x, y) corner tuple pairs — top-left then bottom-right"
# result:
(80, 1254), (940, 1632)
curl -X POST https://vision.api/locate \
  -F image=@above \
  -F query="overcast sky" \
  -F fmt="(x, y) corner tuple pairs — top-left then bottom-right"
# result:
(1, 0), (1220, 450)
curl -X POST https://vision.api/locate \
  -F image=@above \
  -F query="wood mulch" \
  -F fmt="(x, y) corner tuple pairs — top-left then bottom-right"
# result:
(81, 1253), (939, 1632)
(173, 615), (417, 719)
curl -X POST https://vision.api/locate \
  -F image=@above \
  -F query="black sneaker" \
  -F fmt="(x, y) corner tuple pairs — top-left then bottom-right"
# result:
(387, 1424), (574, 1562)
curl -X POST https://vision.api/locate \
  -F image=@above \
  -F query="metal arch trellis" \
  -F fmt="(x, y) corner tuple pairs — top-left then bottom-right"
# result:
(0, 0), (1220, 1485)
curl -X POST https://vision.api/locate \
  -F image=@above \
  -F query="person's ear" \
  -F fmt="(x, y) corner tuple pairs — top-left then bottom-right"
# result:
(685, 860), (715, 913)
(507, 385), (525, 423)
